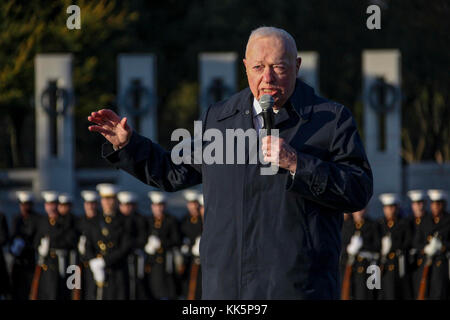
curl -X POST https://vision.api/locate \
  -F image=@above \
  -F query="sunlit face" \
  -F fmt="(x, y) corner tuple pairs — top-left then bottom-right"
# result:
(352, 208), (366, 222)
(243, 36), (301, 110)
(84, 201), (97, 219)
(101, 196), (117, 216)
(58, 203), (71, 216)
(411, 201), (425, 218)
(44, 202), (59, 219)
(151, 203), (165, 219)
(383, 204), (397, 220)
(187, 201), (200, 217)
(430, 201), (445, 217)
(119, 202), (136, 216)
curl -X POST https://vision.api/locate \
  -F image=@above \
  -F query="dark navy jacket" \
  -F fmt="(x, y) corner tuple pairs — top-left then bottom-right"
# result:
(102, 80), (373, 299)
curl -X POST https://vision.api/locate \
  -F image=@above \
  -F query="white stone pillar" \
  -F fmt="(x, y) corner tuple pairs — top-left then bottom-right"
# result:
(117, 54), (157, 194)
(35, 54), (74, 195)
(199, 52), (237, 116)
(363, 50), (402, 217)
(298, 51), (320, 93)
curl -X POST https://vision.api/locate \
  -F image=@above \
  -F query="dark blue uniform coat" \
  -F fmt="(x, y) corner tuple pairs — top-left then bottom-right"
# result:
(102, 80), (373, 299)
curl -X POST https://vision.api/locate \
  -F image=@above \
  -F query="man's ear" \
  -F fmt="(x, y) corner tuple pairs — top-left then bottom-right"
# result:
(296, 57), (302, 74)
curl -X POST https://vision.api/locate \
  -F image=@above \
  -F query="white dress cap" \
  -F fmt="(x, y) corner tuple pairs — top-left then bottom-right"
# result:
(183, 189), (199, 202)
(197, 194), (204, 207)
(58, 193), (73, 204)
(379, 193), (400, 206)
(118, 191), (138, 204)
(148, 191), (166, 204)
(81, 190), (99, 202)
(16, 191), (34, 203)
(407, 190), (426, 202)
(427, 189), (448, 202)
(96, 183), (119, 197)
(41, 191), (59, 203)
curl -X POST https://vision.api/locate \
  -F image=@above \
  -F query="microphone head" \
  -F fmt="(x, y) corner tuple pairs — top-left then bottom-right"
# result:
(259, 94), (274, 112)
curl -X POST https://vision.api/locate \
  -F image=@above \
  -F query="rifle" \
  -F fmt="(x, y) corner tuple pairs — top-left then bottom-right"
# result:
(29, 255), (44, 300)
(187, 257), (200, 300)
(341, 254), (354, 300)
(417, 232), (440, 300)
(417, 256), (432, 300)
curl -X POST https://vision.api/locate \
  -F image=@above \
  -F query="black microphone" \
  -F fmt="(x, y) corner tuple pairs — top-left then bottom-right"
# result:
(259, 94), (274, 135)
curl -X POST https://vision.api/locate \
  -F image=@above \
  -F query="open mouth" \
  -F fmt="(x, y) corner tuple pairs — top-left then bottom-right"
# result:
(260, 88), (279, 96)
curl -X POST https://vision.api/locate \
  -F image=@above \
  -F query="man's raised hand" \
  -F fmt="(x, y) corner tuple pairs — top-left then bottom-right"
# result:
(88, 109), (132, 149)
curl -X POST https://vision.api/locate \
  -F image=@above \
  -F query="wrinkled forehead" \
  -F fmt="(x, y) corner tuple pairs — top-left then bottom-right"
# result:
(246, 35), (296, 62)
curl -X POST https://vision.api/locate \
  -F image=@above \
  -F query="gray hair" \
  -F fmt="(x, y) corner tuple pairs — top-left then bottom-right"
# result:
(245, 26), (298, 60)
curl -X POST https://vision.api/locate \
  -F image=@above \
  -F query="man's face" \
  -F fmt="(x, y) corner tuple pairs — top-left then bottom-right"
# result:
(101, 196), (117, 215)
(44, 202), (59, 219)
(119, 203), (136, 216)
(19, 202), (32, 215)
(58, 203), (71, 216)
(411, 201), (425, 218)
(430, 201), (445, 217)
(187, 201), (200, 216)
(352, 208), (366, 221)
(243, 36), (301, 110)
(383, 205), (397, 220)
(151, 203), (165, 218)
(84, 201), (97, 219)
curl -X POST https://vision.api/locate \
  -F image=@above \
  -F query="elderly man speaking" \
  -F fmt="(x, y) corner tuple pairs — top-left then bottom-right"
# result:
(88, 27), (373, 299)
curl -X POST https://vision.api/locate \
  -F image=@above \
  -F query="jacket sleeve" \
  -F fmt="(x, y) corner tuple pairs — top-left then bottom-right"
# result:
(102, 131), (202, 192)
(287, 105), (373, 212)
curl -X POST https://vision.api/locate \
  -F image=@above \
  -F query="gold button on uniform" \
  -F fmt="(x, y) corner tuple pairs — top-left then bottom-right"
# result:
(156, 257), (164, 264)
(190, 216), (198, 224)
(415, 218), (421, 225)
(42, 264), (48, 271)
(102, 228), (109, 236)
(157, 247), (164, 254)
(357, 266), (364, 273)
(107, 242), (114, 248)
(388, 264), (395, 271)
(49, 218), (56, 226)
(436, 260), (442, 267)
(105, 216), (112, 224)
(388, 252), (395, 260)
(357, 256), (363, 262)
(433, 217), (440, 224)
(417, 258), (423, 266)
(387, 221), (394, 228)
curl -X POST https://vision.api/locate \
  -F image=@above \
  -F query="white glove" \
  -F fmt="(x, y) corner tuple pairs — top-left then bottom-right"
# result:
(424, 237), (443, 257)
(89, 257), (105, 283)
(381, 235), (392, 256)
(10, 237), (25, 256)
(346, 235), (363, 256)
(191, 236), (201, 257)
(78, 235), (87, 255)
(38, 236), (50, 257)
(144, 235), (161, 255)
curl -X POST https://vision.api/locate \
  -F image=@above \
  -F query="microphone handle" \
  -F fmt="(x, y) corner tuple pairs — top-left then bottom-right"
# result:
(261, 110), (273, 135)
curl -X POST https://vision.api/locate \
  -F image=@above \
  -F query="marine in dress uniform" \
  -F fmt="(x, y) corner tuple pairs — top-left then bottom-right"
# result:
(342, 208), (380, 300)
(406, 190), (429, 299)
(117, 191), (149, 300)
(179, 190), (203, 300)
(57, 193), (78, 299)
(75, 190), (100, 300)
(33, 191), (77, 300)
(9, 191), (40, 300)
(84, 184), (132, 300)
(144, 191), (181, 300)
(414, 189), (450, 300)
(0, 211), (11, 299)
(377, 193), (410, 300)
